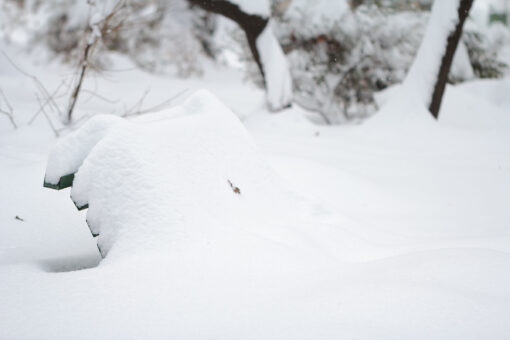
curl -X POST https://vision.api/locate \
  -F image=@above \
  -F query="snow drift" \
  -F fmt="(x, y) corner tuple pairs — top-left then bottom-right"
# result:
(45, 89), (303, 258)
(2, 83), (510, 340)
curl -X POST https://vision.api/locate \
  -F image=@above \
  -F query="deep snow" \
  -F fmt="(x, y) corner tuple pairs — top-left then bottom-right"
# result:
(1, 43), (510, 339)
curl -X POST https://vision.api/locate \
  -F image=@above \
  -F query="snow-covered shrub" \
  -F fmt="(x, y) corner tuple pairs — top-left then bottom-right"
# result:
(274, 5), (427, 122)
(115, 0), (213, 76)
(6, 0), (213, 76)
(214, 1), (505, 123)
(463, 31), (506, 79)
(463, 22), (509, 79)
(0, 0), (25, 42)
(265, 4), (508, 123)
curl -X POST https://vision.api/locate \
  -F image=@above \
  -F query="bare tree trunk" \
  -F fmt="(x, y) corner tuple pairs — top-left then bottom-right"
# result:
(188, 0), (292, 110)
(188, 0), (267, 77)
(429, 0), (474, 119)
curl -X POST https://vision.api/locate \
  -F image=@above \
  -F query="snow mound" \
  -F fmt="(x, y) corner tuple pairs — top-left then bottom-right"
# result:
(46, 90), (303, 259)
(44, 115), (123, 186)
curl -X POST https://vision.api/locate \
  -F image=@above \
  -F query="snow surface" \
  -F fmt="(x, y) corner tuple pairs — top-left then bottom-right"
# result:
(256, 22), (293, 111)
(44, 115), (122, 185)
(60, 90), (305, 257)
(1, 42), (510, 339)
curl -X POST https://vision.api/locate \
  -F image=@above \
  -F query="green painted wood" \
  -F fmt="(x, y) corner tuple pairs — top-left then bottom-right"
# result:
(42, 172), (100, 255)
(86, 219), (99, 237)
(74, 202), (89, 211)
(43, 173), (75, 190)
(490, 13), (507, 25)
(95, 237), (104, 258)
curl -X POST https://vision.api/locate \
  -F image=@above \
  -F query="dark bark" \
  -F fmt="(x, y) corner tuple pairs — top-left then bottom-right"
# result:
(187, 0), (268, 80)
(66, 41), (92, 123)
(429, 0), (474, 119)
(349, 0), (364, 10)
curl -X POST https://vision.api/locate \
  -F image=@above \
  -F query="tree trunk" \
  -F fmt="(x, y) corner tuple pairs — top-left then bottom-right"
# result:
(188, 0), (292, 110)
(188, 0), (268, 79)
(429, 0), (474, 119)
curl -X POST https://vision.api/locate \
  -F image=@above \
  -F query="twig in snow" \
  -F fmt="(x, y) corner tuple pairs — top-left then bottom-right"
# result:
(0, 89), (17, 128)
(227, 179), (241, 195)
(123, 87), (150, 116)
(80, 89), (120, 105)
(36, 94), (60, 137)
(2, 51), (66, 133)
(2, 51), (63, 118)
(28, 80), (67, 125)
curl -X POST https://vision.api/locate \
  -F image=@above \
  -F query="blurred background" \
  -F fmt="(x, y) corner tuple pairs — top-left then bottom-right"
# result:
(1, 0), (508, 124)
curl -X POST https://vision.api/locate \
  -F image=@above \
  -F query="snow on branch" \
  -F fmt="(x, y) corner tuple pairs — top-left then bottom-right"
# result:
(256, 22), (293, 111)
(404, 0), (474, 118)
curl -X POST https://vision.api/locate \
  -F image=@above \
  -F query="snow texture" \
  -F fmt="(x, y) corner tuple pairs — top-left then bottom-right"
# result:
(44, 115), (123, 185)
(404, 0), (461, 106)
(256, 22), (293, 111)
(2, 32), (510, 340)
(451, 40), (474, 81)
(285, 0), (350, 31)
(49, 90), (303, 257)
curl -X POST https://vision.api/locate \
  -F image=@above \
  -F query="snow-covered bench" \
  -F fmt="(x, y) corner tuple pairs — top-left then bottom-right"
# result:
(43, 90), (299, 259)
(44, 114), (121, 211)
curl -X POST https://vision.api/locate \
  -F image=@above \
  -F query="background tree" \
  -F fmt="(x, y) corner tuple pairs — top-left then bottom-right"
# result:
(188, 0), (293, 111)
(404, 0), (474, 119)
(428, 0), (474, 118)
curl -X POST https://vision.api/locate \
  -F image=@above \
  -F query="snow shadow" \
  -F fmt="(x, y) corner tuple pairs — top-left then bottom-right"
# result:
(39, 253), (101, 273)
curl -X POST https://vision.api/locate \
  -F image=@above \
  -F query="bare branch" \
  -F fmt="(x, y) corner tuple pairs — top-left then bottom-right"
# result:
(36, 95), (60, 137)
(123, 87), (150, 116)
(0, 89), (17, 129)
(65, 0), (128, 123)
(80, 89), (120, 104)
(1, 51), (63, 118)
(28, 80), (67, 125)
(123, 89), (189, 117)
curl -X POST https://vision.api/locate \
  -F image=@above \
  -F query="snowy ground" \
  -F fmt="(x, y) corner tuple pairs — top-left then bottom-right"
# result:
(1, 45), (510, 339)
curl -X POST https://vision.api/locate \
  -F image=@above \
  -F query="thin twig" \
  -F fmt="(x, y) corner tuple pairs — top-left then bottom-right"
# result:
(123, 89), (189, 117)
(0, 89), (17, 128)
(2, 51), (63, 118)
(123, 87), (150, 115)
(36, 95), (59, 137)
(28, 80), (67, 125)
(80, 89), (120, 104)
(65, 0), (128, 123)
(69, 113), (93, 128)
